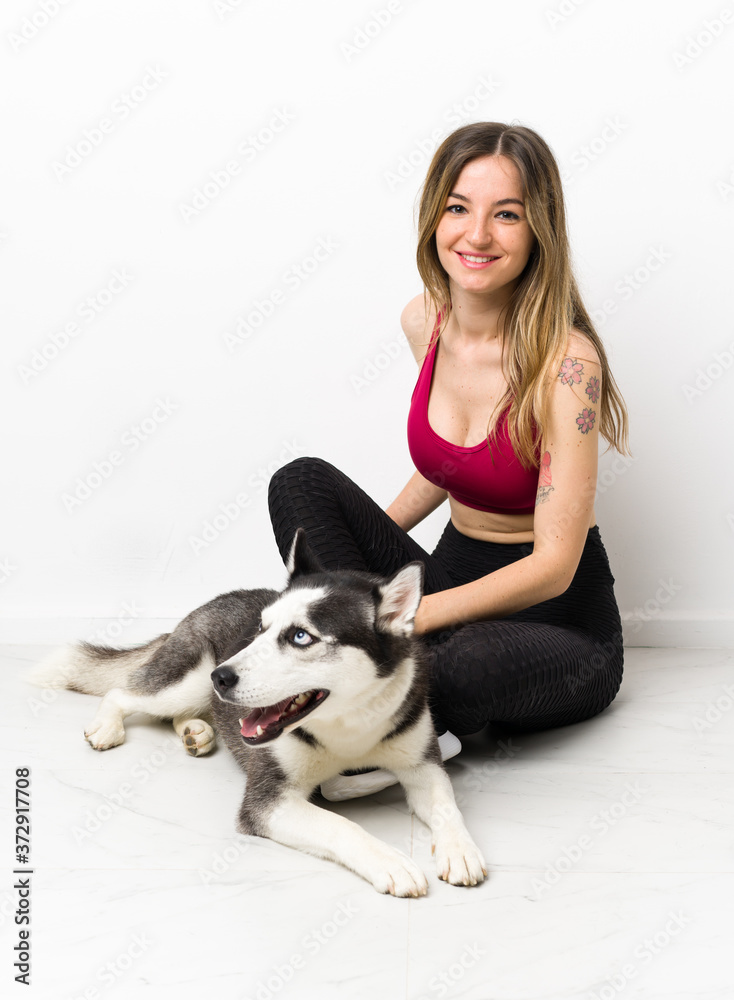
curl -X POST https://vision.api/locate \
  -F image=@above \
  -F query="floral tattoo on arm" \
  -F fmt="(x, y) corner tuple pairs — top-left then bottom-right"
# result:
(558, 357), (584, 385)
(536, 450), (554, 505)
(558, 359), (600, 433)
(585, 375), (600, 404)
(576, 408), (596, 434)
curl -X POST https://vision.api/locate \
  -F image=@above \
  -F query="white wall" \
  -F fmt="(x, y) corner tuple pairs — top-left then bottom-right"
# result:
(3, 0), (733, 644)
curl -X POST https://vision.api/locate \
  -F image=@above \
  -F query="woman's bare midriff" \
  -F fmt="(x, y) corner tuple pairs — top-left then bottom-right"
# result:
(449, 496), (597, 545)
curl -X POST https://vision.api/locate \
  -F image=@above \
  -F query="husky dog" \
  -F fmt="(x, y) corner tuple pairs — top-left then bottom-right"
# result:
(30, 530), (486, 896)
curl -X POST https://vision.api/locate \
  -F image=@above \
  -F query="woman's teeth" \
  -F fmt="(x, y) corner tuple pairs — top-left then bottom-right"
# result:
(460, 253), (497, 263)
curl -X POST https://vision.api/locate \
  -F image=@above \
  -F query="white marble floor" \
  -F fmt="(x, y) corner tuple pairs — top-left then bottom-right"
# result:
(2, 644), (733, 1000)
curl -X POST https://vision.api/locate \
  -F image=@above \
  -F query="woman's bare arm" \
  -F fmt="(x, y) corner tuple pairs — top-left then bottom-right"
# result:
(413, 336), (602, 635)
(386, 471), (448, 532)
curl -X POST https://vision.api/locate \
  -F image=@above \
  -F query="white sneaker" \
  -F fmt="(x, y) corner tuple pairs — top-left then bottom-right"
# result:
(320, 767), (399, 802)
(319, 731), (462, 802)
(437, 729), (462, 762)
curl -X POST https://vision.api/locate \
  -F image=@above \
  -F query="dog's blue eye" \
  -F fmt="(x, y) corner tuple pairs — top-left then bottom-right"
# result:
(292, 629), (313, 646)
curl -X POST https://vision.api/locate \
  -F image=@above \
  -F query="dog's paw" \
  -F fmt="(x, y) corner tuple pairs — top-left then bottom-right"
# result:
(433, 832), (487, 887)
(84, 720), (125, 750)
(180, 719), (215, 757)
(364, 848), (428, 897)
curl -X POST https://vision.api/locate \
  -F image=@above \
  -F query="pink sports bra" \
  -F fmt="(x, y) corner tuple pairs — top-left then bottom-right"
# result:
(407, 319), (541, 515)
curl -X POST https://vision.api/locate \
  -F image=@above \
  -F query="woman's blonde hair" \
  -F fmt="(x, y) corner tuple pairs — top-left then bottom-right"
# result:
(416, 121), (629, 466)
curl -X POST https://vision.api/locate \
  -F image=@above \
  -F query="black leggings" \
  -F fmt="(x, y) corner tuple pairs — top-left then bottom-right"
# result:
(268, 457), (624, 737)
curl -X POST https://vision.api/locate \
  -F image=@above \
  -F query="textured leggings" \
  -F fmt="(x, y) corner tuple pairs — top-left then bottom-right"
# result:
(267, 457), (624, 737)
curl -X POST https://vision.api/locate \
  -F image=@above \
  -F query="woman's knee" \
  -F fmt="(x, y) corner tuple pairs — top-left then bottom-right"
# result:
(268, 456), (336, 502)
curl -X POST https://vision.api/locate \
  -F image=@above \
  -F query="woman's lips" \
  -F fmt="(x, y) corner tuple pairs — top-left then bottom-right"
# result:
(455, 252), (500, 269)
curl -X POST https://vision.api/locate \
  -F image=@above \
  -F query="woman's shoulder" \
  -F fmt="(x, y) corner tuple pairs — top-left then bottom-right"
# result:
(400, 293), (440, 365)
(547, 326), (604, 424)
(563, 327), (601, 368)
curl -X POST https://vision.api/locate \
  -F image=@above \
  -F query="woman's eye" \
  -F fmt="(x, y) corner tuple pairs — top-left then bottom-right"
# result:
(498, 211), (519, 220)
(292, 629), (313, 646)
(446, 204), (465, 214)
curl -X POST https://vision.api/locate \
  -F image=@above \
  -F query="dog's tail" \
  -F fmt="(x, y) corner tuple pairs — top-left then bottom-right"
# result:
(27, 635), (170, 696)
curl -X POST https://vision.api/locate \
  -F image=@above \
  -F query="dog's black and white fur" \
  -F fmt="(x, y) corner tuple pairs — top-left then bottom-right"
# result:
(29, 530), (486, 896)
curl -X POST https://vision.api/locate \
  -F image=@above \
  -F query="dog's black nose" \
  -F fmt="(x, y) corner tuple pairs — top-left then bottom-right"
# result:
(211, 666), (238, 693)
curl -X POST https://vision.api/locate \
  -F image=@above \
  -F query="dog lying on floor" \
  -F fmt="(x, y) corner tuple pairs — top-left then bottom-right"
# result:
(29, 529), (486, 896)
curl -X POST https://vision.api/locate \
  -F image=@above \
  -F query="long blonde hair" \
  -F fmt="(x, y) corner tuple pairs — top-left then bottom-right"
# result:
(416, 121), (629, 467)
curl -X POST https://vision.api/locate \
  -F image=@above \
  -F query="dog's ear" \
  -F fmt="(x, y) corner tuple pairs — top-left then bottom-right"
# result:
(376, 561), (424, 635)
(286, 528), (324, 579)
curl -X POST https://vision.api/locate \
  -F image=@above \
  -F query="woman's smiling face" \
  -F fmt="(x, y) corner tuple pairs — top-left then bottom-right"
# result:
(435, 154), (537, 299)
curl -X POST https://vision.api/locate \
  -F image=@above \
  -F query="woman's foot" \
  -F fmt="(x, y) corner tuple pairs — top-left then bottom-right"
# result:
(319, 730), (463, 802)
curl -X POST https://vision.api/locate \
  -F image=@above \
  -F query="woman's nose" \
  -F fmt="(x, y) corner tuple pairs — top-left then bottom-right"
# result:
(468, 215), (494, 246)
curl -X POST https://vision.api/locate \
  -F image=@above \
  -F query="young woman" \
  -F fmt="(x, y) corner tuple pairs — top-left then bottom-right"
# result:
(268, 122), (629, 799)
